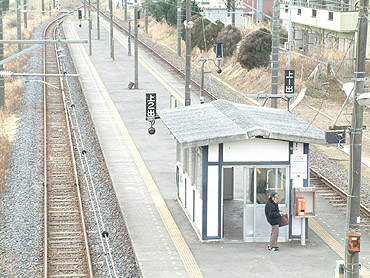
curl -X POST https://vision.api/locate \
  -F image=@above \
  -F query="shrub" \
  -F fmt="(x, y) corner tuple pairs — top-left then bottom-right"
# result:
(181, 15), (224, 51)
(216, 25), (242, 57)
(238, 28), (272, 70)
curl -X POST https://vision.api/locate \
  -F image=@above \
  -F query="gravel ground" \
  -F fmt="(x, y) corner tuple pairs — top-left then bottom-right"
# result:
(0, 23), (46, 277)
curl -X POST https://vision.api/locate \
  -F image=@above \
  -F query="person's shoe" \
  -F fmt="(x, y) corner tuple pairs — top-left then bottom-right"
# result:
(267, 245), (270, 250)
(269, 247), (279, 252)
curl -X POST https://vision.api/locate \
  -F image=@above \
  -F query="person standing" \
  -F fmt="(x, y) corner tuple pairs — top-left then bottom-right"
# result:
(265, 192), (284, 252)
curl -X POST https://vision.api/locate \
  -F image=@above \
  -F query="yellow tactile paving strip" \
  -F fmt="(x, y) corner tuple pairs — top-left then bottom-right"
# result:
(71, 19), (203, 278)
(309, 219), (370, 278)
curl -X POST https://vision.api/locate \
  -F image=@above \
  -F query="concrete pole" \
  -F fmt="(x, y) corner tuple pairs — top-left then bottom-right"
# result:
(270, 0), (280, 108)
(232, 0), (235, 27)
(110, 0), (114, 59)
(42, 0), (44, 13)
(89, 0), (92, 55)
(227, 0), (231, 25)
(184, 0), (191, 106)
(97, 0), (100, 39)
(145, 0), (148, 33)
(0, 0), (4, 108)
(53, 0), (55, 9)
(128, 20), (131, 56)
(200, 60), (206, 104)
(23, 0), (27, 28)
(345, 0), (368, 276)
(84, 0), (86, 19)
(124, 0), (127, 21)
(177, 0), (181, 56)
(287, 0), (292, 67)
(17, 0), (22, 51)
(134, 4), (138, 88)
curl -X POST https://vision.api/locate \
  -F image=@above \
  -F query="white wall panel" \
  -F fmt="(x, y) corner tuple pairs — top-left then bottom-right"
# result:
(208, 144), (219, 162)
(186, 183), (194, 220)
(223, 139), (289, 162)
(207, 166), (219, 237)
(194, 191), (203, 235)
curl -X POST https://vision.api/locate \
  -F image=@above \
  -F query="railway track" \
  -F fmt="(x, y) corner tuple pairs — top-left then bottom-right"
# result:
(310, 168), (370, 231)
(43, 16), (93, 277)
(91, 5), (218, 101)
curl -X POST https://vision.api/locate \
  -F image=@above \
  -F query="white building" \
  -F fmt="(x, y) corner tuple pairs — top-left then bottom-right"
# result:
(159, 100), (325, 242)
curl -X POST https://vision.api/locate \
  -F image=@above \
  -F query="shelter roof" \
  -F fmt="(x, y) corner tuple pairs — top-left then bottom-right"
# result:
(158, 100), (326, 148)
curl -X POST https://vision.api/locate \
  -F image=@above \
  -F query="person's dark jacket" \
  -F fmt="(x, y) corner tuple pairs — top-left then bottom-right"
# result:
(265, 197), (281, 226)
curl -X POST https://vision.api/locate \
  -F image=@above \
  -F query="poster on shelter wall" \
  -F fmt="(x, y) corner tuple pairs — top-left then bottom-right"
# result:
(290, 154), (307, 180)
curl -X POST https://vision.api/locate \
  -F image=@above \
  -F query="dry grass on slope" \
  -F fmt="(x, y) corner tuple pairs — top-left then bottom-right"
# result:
(0, 8), (52, 194)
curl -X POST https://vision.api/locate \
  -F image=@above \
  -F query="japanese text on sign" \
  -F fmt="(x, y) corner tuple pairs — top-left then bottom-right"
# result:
(284, 70), (295, 94)
(146, 93), (156, 121)
(290, 154), (307, 180)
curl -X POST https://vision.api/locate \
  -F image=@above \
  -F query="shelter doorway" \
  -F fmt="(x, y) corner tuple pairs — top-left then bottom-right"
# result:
(222, 166), (289, 242)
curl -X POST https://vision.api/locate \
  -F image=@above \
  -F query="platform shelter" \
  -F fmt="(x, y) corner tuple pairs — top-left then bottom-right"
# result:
(158, 100), (326, 242)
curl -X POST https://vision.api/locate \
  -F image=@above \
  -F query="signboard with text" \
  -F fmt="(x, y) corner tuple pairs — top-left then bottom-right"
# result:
(146, 93), (156, 121)
(284, 70), (295, 94)
(290, 154), (307, 180)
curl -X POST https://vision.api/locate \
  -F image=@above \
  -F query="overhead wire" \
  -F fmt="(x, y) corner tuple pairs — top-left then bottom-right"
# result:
(297, 19), (359, 141)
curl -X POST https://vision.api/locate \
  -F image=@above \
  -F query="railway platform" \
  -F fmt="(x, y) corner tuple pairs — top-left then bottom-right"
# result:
(63, 13), (370, 278)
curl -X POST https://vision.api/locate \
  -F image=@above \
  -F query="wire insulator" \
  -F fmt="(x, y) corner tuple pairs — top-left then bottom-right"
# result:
(0, 71), (13, 77)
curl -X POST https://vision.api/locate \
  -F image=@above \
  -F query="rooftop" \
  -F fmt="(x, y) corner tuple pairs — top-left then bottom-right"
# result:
(158, 99), (326, 148)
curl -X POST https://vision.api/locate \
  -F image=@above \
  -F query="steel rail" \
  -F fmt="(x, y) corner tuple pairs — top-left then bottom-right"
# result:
(55, 24), (94, 278)
(59, 50), (118, 277)
(310, 168), (370, 217)
(42, 14), (93, 278)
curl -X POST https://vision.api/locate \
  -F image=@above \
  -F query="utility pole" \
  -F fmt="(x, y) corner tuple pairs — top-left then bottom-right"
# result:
(17, 0), (21, 51)
(42, 0), (44, 13)
(232, 0), (235, 27)
(0, 0), (4, 108)
(124, 0), (127, 21)
(134, 3), (139, 88)
(145, 0), (148, 33)
(110, 0), (114, 59)
(184, 0), (192, 106)
(177, 0), (181, 56)
(345, 0), (368, 276)
(84, 0), (86, 19)
(23, 0), (27, 28)
(128, 19), (132, 56)
(287, 0), (292, 67)
(97, 0), (100, 39)
(271, 0), (280, 108)
(88, 0), (92, 55)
